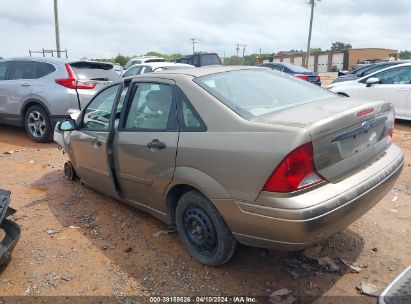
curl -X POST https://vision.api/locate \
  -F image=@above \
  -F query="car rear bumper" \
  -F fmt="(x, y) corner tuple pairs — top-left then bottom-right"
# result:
(212, 144), (404, 250)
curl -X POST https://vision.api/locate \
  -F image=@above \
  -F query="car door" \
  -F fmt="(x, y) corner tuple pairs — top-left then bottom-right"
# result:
(0, 60), (36, 116)
(113, 80), (178, 214)
(67, 84), (122, 197)
(358, 66), (411, 117)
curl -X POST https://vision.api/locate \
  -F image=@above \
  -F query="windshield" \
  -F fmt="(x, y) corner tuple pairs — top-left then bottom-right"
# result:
(194, 69), (336, 119)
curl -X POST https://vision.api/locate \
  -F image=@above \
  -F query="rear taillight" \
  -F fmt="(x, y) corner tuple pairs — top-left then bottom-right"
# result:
(55, 64), (96, 89)
(294, 74), (308, 81)
(387, 111), (395, 141)
(263, 142), (325, 193)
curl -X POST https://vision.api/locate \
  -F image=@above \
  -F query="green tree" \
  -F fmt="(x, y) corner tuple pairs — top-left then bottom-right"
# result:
(331, 42), (352, 51)
(113, 54), (131, 67)
(399, 50), (411, 59)
(310, 48), (322, 53)
(0, 56), (3, 60)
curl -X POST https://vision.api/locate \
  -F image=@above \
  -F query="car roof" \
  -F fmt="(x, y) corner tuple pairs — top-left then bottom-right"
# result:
(0, 56), (113, 66)
(128, 62), (194, 69)
(128, 65), (260, 79)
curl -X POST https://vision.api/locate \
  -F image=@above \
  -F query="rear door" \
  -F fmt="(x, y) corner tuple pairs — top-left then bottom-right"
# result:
(358, 66), (411, 117)
(0, 60), (36, 116)
(69, 62), (121, 109)
(113, 80), (178, 214)
(67, 84), (122, 196)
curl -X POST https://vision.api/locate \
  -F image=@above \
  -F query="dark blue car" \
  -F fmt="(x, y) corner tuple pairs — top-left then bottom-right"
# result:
(258, 62), (321, 86)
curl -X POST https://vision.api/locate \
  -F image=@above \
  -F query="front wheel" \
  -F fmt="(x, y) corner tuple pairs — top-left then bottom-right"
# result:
(24, 105), (53, 143)
(175, 191), (237, 266)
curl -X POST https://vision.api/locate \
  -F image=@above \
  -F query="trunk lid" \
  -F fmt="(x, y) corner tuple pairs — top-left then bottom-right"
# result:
(252, 98), (394, 182)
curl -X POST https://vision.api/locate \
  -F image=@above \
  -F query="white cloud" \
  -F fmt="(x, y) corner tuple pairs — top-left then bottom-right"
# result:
(0, 0), (409, 59)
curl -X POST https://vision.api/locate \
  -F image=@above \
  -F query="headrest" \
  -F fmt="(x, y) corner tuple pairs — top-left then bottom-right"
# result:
(146, 90), (171, 112)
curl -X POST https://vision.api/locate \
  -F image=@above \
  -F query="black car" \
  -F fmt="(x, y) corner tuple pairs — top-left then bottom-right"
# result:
(258, 62), (321, 86)
(173, 53), (222, 67)
(332, 60), (410, 84)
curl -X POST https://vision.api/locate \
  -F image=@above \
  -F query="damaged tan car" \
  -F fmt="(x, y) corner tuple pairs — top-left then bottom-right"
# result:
(54, 66), (404, 266)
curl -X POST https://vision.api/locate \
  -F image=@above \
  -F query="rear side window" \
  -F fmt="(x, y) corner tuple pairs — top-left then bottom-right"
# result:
(8, 61), (37, 80)
(36, 62), (56, 78)
(176, 89), (206, 131)
(0, 61), (10, 80)
(69, 62), (120, 81)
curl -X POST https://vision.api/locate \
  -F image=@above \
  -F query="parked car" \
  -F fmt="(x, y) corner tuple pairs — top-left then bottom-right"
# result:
(0, 189), (20, 266)
(332, 60), (410, 84)
(258, 62), (321, 86)
(113, 63), (124, 75)
(122, 62), (194, 78)
(54, 66), (403, 266)
(172, 53), (222, 67)
(123, 56), (167, 71)
(0, 57), (120, 142)
(327, 63), (411, 120)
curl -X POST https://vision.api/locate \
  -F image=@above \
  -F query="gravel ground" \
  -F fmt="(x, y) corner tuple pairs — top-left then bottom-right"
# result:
(0, 116), (410, 303)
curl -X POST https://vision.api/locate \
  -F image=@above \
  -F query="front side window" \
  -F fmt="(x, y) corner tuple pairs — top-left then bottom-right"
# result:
(374, 67), (411, 84)
(124, 83), (174, 130)
(195, 69), (336, 119)
(0, 61), (10, 80)
(83, 84), (120, 130)
(9, 61), (37, 80)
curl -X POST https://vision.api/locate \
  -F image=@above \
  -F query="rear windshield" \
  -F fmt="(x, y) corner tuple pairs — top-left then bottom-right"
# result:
(201, 54), (221, 66)
(194, 69), (336, 119)
(69, 62), (120, 81)
(279, 62), (311, 73)
(145, 58), (167, 63)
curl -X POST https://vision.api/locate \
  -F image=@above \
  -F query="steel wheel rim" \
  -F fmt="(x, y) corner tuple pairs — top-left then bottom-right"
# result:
(27, 110), (46, 137)
(183, 205), (217, 255)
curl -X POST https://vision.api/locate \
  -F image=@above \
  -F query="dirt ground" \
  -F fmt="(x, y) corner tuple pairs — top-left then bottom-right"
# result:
(0, 118), (410, 303)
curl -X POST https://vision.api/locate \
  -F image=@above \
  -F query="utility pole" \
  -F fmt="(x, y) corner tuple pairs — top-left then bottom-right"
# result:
(190, 38), (198, 54)
(240, 44), (247, 64)
(53, 0), (61, 58)
(235, 44), (240, 57)
(306, 0), (320, 68)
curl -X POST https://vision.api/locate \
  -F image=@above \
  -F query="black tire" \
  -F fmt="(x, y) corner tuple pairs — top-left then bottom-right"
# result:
(24, 105), (53, 143)
(175, 191), (237, 266)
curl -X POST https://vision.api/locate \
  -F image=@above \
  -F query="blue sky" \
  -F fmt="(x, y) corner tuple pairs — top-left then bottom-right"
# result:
(0, 0), (409, 59)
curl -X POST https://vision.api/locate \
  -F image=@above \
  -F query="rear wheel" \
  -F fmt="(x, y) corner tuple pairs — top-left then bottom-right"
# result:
(176, 191), (237, 266)
(24, 105), (53, 142)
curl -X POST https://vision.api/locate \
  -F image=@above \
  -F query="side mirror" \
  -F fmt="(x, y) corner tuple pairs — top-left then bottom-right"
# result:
(58, 119), (76, 131)
(366, 77), (380, 87)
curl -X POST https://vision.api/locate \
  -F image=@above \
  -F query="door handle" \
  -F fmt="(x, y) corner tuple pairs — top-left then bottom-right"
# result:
(92, 138), (103, 148)
(147, 139), (166, 150)
(21, 83), (31, 87)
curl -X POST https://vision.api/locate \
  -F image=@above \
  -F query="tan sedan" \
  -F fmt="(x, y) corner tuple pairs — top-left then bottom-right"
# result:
(55, 66), (403, 266)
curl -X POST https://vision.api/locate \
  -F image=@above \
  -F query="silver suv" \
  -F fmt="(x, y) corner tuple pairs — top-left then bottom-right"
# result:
(0, 57), (120, 142)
